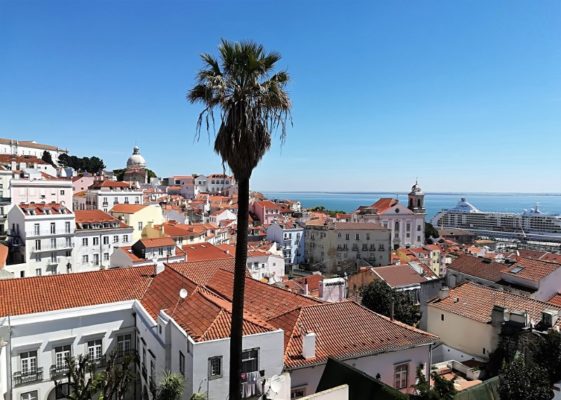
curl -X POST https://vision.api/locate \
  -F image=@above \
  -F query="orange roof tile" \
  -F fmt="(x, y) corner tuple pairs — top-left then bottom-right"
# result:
(0, 244), (8, 269)
(0, 267), (154, 317)
(182, 243), (234, 262)
(138, 237), (176, 248)
(75, 210), (123, 224)
(373, 265), (427, 288)
(429, 282), (561, 326)
(503, 257), (560, 283)
(269, 301), (437, 368)
(110, 204), (147, 213)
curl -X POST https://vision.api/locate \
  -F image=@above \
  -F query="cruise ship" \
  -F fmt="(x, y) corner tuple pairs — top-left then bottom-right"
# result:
(432, 198), (561, 243)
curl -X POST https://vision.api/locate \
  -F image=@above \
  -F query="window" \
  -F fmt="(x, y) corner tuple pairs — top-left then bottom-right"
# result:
(123, 234), (129, 243)
(291, 387), (306, 399)
(66, 237), (71, 247)
(150, 358), (156, 380)
(417, 225), (421, 232)
(83, 255), (89, 263)
(179, 351), (185, 376)
(65, 222), (71, 233)
(50, 222), (56, 234)
(51, 252), (57, 263)
(20, 391), (38, 400)
(113, 235), (119, 243)
(34, 223), (40, 235)
(82, 238), (88, 246)
(394, 363), (409, 389)
(158, 248), (164, 256)
(55, 345), (71, 369)
(366, 233), (370, 241)
(35, 268), (41, 276)
(20, 351), (37, 374)
(51, 238), (57, 249)
(93, 254), (99, 265)
(138, 222), (143, 231)
(103, 236), (109, 245)
(88, 339), (102, 361)
(355, 233), (359, 240)
(406, 223), (411, 231)
(441, 314), (444, 321)
(35, 239), (41, 251)
(93, 237), (99, 245)
(345, 233), (349, 240)
(208, 356), (222, 378)
(60, 190), (65, 195)
(104, 253), (109, 261)
(241, 349), (259, 373)
(117, 334), (132, 354)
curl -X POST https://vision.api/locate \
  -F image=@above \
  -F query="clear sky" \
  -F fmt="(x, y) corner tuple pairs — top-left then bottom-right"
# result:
(1, 0), (560, 193)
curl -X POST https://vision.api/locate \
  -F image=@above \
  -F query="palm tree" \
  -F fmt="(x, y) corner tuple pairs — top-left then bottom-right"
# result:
(156, 371), (184, 400)
(188, 39), (291, 400)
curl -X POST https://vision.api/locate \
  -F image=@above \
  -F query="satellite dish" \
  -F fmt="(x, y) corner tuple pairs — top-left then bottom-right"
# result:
(269, 375), (283, 394)
(179, 288), (188, 299)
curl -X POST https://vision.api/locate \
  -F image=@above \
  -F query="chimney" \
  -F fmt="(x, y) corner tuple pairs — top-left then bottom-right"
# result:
(438, 287), (450, 300)
(154, 261), (165, 276)
(491, 305), (505, 327)
(304, 278), (309, 296)
(302, 332), (316, 359)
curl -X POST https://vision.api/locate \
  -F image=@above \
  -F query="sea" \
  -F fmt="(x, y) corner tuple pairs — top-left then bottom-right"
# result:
(260, 192), (561, 221)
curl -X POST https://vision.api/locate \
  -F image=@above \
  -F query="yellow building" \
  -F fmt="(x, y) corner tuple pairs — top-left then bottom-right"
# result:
(427, 282), (561, 359)
(110, 204), (164, 242)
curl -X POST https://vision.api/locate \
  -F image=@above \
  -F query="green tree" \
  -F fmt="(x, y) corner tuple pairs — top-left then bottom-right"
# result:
(41, 150), (56, 167)
(425, 222), (439, 242)
(361, 280), (420, 326)
(413, 366), (456, 400)
(188, 39), (291, 400)
(499, 357), (553, 400)
(53, 352), (136, 400)
(533, 330), (561, 383)
(156, 371), (184, 400)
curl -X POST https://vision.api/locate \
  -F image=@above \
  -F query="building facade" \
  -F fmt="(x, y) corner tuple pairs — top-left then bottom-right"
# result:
(267, 221), (305, 266)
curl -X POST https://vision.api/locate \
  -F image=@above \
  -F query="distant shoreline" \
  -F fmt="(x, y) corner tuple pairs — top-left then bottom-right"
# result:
(260, 191), (561, 196)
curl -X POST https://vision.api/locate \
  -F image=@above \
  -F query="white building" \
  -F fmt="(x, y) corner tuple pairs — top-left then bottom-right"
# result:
(209, 209), (237, 226)
(6, 203), (75, 277)
(85, 181), (143, 212)
(110, 237), (186, 268)
(0, 259), (437, 400)
(0, 138), (68, 165)
(267, 220), (305, 266)
(353, 182), (426, 248)
(193, 174), (236, 196)
(74, 210), (134, 272)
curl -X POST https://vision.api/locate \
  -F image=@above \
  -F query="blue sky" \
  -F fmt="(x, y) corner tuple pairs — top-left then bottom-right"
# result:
(1, 0), (560, 193)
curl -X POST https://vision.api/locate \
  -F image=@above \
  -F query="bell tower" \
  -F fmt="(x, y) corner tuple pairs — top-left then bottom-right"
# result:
(408, 179), (425, 214)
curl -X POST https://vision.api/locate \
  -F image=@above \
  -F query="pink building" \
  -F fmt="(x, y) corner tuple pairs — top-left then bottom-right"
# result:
(252, 200), (281, 225)
(72, 175), (96, 193)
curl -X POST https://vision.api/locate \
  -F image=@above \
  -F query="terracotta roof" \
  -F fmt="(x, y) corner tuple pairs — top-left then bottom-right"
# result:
(548, 293), (561, 307)
(0, 154), (47, 165)
(90, 180), (134, 189)
(448, 254), (506, 282)
(110, 204), (147, 213)
(170, 288), (275, 342)
(19, 202), (72, 216)
(372, 265), (427, 288)
(138, 237), (176, 248)
(169, 259), (237, 286)
(0, 138), (65, 152)
(0, 266), (154, 317)
(503, 257), (560, 283)
(182, 243), (234, 262)
(371, 198), (399, 213)
(269, 301), (437, 368)
(75, 210), (123, 224)
(429, 282), (561, 326)
(206, 269), (322, 320)
(256, 200), (281, 210)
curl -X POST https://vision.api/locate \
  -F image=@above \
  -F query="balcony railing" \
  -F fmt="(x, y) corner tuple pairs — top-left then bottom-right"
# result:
(32, 244), (73, 253)
(13, 368), (43, 386)
(27, 230), (73, 238)
(50, 364), (70, 379)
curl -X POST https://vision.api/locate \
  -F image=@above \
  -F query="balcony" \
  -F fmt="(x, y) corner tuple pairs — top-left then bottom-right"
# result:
(50, 364), (70, 379)
(27, 230), (73, 238)
(32, 244), (73, 253)
(13, 368), (43, 386)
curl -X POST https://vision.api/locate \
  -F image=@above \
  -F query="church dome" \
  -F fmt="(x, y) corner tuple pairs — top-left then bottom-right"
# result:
(127, 146), (146, 168)
(410, 180), (423, 195)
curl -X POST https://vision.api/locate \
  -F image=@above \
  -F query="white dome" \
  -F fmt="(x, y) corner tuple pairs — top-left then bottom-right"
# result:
(127, 146), (146, 168)
(410, 180), (423, 195)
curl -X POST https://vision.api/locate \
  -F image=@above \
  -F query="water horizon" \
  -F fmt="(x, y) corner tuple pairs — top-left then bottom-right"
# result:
(260, 191), (561, 220)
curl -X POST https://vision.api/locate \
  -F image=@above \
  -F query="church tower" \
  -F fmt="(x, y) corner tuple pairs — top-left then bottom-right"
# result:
(408, 180), (425, 214)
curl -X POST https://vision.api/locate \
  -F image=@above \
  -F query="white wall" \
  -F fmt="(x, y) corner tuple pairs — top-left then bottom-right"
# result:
(289, 344), (431, 397)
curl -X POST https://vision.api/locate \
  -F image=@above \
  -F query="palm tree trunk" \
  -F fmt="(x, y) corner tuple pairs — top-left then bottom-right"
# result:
(229, 177), (249, 400)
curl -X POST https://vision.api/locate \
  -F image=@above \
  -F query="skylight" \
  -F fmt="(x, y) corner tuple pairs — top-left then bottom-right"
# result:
(510, 266), (524, 274)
